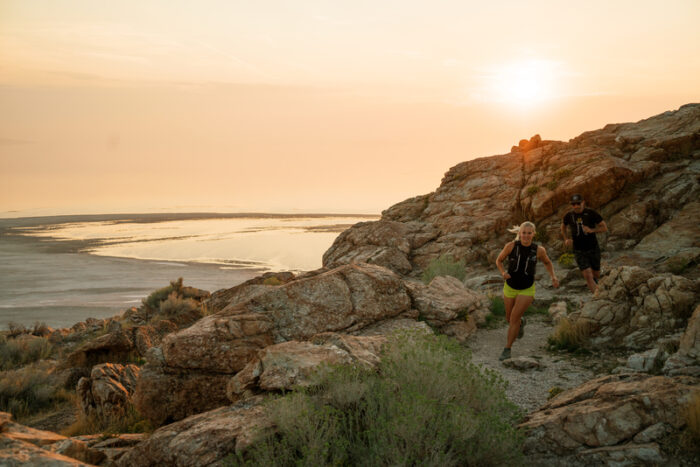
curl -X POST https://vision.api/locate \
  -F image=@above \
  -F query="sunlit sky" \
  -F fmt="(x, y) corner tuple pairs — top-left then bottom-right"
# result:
(1, 0), (699, 217)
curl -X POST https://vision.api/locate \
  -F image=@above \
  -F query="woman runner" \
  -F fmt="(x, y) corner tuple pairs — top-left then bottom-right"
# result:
(495, 221), (559, 361)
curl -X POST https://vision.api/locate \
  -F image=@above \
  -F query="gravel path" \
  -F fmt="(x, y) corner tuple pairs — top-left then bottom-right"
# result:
(465, 315), (595, 413)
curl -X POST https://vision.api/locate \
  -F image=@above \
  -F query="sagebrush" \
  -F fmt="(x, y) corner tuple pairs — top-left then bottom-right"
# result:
(421, 255), (466, 284)
(232, 332), (524, 466)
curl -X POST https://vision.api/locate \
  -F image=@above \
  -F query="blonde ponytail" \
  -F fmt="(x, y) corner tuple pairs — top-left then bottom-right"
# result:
(508, 221), (536, 241)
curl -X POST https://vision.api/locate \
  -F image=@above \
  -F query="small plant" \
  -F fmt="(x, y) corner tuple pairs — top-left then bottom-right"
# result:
(7, 322), (27, 338)
(558, 253), (576, 268)
(553, 168), (572, 180)
(548, 386), (565, 399)
(545, 180), (558, 191)
(262, 276), (283, 286)
(31, 321), (50, 336)
(525, 304), (548, 316)
(142, 278), (185, 311)
(526, 185), (540, 196)
(547, 317), (591, 352)
(534, 229), (549, 243)
(421, 255), (466, 284)
(666, 257), (691, 275)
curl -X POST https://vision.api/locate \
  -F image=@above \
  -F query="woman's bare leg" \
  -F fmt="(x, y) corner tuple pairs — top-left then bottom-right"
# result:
(506, 295), (534, 349)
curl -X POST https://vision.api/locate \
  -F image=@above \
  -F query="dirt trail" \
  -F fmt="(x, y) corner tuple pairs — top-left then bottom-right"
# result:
(465, 315), (596, 413)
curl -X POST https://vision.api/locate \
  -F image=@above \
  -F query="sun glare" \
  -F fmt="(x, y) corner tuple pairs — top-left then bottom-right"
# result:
(477, 59), (560, 108)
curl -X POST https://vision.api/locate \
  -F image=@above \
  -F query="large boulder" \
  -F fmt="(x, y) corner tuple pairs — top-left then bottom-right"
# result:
(520, 374), (699, 465)
(227, 333), (386, 399)
(76, 363), (140, 420)
(115, 399), (270, 467)
(405, 275), (490, 329)
(133, 263), (411, 425)
(576, 266), (698, 349)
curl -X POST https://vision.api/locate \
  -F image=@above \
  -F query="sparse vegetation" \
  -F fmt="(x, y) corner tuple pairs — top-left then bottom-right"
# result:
(0, 362), (72, 421)
(526, 185), (540, 196)
(534, 229), (549, 243)
(62, 404), (153, 437)
(553, 168), (572, 180)
(262, 276), (283, 286)
(558, 253), (576, 268)
(547, 317), (591, 352)
(545, 180), (558, 191)
(159, 292), (200, 319)
(421, 255), (466, 284)
(0, 334), (54, 370)
(666, 256), (691, 275)
(548, 386), (564, 399)
(232, 332), (524, 466)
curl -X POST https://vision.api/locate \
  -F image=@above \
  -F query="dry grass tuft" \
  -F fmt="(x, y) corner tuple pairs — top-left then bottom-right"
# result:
(547, 317), (591, 352)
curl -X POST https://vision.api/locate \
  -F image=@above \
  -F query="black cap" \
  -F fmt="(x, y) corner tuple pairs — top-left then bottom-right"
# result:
(570, 194), (583, 203)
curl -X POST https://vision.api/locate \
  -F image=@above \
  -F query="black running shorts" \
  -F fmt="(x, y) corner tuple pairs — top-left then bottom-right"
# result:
(574, 248), (601, 271)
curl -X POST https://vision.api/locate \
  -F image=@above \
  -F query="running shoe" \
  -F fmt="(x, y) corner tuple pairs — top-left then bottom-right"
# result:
(499, 348), (511, 361)
(518, 317), (526, 339)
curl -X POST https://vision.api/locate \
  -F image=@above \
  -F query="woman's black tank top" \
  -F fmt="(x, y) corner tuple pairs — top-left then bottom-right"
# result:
(506, 241), (538, 290)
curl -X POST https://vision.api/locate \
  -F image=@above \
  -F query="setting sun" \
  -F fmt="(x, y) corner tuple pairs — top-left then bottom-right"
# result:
(483, 59), (561, 107)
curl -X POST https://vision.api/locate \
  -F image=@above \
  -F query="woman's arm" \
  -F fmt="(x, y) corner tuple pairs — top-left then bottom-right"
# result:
(496, 242), (515, 279)
(538, 246), (559, 288)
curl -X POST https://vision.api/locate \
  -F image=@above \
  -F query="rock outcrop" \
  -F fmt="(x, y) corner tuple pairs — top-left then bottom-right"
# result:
(322, 104), (700, 276)
(115, 399), (270, 467)
(133, 263), (413, 425)
(76, 363), (140, 420)
(520, 373), (699, 465)
(574, 266), (698, 349)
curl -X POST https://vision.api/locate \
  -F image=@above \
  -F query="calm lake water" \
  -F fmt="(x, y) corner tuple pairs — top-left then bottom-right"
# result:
(0, 213), (376, 329)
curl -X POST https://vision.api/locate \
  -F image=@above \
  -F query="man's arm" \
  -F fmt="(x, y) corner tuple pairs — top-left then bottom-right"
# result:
(583, 220), (607, 234)
(560, 221), (572, 248)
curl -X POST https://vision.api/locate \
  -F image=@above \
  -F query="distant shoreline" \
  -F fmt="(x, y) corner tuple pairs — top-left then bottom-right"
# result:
(0, 211), (380, 228)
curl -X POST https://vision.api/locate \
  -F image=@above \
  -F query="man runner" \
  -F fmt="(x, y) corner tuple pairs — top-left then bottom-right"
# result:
(561, 194), (608, 293)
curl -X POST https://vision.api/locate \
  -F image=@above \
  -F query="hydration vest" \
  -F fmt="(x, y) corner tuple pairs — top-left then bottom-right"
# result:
(506, 241), (538, 290)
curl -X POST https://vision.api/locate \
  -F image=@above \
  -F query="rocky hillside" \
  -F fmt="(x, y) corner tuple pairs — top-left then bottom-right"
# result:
(324, 103), (700, 277)
(1, 104), (699, 466)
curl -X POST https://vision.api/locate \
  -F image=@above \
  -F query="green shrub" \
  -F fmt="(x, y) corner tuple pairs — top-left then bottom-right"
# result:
(0, 335), (54, 370)
(262, 276), (283, 286)
(159, 292), (199, 317)
(0, 362), (71, 420)
(526, 185), (539, 196)
(666, 257), (691, 274)
(545, 180), (558, 191)
(233, 332), (524, 466)
(553, 168), (572, 180)
(547, 317), (591, 352)
(421, 255), (466, 284)
(558, 253), (576, 268)
(142, 278), (185, 311)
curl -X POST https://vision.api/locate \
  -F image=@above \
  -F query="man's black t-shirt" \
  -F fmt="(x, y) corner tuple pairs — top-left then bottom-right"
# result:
(563, 208), (603, 251)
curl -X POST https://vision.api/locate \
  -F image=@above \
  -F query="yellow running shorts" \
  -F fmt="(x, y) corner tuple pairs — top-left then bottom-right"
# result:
(503, 282), (535, 298)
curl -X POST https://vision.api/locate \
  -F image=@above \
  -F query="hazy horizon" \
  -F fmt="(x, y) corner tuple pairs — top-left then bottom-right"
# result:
(2, 1), (699, 216)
